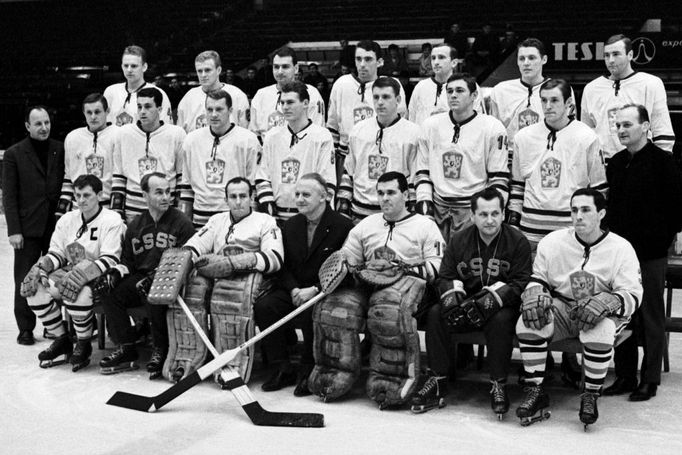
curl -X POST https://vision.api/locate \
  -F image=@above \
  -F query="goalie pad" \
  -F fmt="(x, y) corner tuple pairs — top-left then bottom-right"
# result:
(309, 287), (367, 401)
(163, 275), (211, 382)
(195, 253), (257, 279)
(210, 272), (263, 383)
(570, 292), (622, 331)
(521, 285), (553, 330)
(148, 248), (193, 305)
(365, 275), (424, 408)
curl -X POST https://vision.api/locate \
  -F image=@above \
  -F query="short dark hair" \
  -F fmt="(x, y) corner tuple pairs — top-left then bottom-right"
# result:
(620, 103), (649, 123)
(140, 172), (167, 192)
(137, 87), (163, 107)
(82, 93), (108, 111)
(280, 81), (310, 102)
(422, 42), (432, 51)
(73, 174), (103, 194)
(372, 76), (401, 97)
(470, 187), (505, 212)
(123, 45), (147, 64)
(274, 46), (298, 65)
(377, 171), (408, 193)
(206, 89), (233, 109)
(433, 42), (458, 59)
(225, 176), (253, 197)
(24, 105), (50, 123)
(571, 188), (607, 212)
(540, 78), (572, 102)
(446, 73), (477, 93)
(356, 40), (383, 59)
(518, 38), (546, 57)
(605, 34), (632, 53)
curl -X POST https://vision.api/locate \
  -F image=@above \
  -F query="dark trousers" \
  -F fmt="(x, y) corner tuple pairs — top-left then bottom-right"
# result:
(425, 303), (517, 380)
(614, 257), (667, 384)
(102, 273), (167, 350)
(253, 288), (303, 365)
(13, 234), (51, 332)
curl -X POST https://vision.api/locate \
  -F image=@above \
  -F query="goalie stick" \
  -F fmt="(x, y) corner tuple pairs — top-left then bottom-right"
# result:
(107, 251), (348, 417)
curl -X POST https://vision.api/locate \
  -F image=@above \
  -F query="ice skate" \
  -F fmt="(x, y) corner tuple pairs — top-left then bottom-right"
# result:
(70, 339), (93, 372)
(516, 384), (551, 426)
(490, 379), (509, 420)
(410, 373), (447, 414)
(38, 334), (73, 368)
(99, 344), (139, 375)
(146, 346), (165, 380)
(579, 391), (599, 431)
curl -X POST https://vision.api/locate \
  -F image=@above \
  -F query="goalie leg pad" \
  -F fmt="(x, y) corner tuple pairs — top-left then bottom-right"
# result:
(210, 273), (263, 383)
(163, 275), (211, 382)
(309, 288), (367, 401)
(366, 276), (425, 408)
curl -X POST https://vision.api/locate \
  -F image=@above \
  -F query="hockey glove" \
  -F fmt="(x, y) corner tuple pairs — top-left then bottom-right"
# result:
(135, 272), (155, 300)
(20, 256), (54, 297)
(55, 198), (72, 220)
(91, 268), (122, 306)
(570, 292), (622, 331)
(460, 283), (506, 328)
(506, 210), (521, 227)
(58, 260), (102, 302)
(110, 192), (125, 219)
(356, 259), (404, 287)
(416, 200), (435, 220)
(195, 252), (257, 279)
(336, 197), (352, 219)
(520, 285), (553, 330)
(438, 279), (467, 328)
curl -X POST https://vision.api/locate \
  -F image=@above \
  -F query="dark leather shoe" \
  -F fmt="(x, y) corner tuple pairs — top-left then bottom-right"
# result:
(603, 377), (637, 396)
(629, 383), (657, 401)
(17, 331), (35, 345)
(261, 369), (297, 392)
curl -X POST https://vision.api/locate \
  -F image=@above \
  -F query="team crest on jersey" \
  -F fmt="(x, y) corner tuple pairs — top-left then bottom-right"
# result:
(517, 108), (540, 129)
(195, 114), (208, 130)
(66, 242), (87, 265)
(281, 158), (301, 184)
(353, 105), (374, 124)
(540, 157), (561, 188)
(373, 245), (397, 262)
(138, 156), (158, 177)
(570, 270), (596, 301)
(267, 111), (285, 130)
(205, 159), (226, 184)
(116, 111), (134, 126)
(221, 244), (245, 256)
(85, 154), (105, 178)
(442, 151), (463, 179)
(368, 154), (389, 180)
(607, 107), (619, 133)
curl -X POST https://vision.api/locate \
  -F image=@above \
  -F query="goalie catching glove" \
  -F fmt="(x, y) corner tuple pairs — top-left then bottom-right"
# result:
(20, 256), (54, 297)
(356, 259), (405, 287)
(194, 252), (257, 279)
(569, 292), (622, 331)
(520, 285), (553, 330)
(57, 260), (102, 302)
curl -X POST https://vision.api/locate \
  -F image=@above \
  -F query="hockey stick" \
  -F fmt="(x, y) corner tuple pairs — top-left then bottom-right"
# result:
(107, 251), (348, 415)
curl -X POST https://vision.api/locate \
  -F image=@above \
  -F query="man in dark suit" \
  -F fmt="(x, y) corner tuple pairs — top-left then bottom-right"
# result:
(2, 106), (65, 345)
(254, 173), (353, 395)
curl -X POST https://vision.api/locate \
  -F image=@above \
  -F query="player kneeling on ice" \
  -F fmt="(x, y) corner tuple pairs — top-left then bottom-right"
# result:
(149, 177), (283, 383)
(412, 187), (531, 417)
(21, 175), (125, 371)
(308, 171), (445, 409)
(515, 188), (642, 429)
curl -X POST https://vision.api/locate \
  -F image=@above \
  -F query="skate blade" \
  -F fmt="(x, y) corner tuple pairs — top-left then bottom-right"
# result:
(149, 370), (162, 380)
(410, 399), (446, 414)
(39, 357), (68, 369)
(71, 358), (91, 372)
(519, 410), (551, 426)
(100, 363), (140, 375)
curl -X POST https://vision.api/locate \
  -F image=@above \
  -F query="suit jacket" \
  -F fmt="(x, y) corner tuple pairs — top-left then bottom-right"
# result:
(280, 204), (354, 291)
(2, 137), (64, 237)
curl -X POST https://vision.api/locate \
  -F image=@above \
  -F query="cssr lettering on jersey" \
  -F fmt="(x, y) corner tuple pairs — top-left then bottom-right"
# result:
(131, 232), (179, 255)
(456, 258), (511, 280)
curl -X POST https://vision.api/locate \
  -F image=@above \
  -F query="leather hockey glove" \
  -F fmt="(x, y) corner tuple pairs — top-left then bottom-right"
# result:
(91, 268), (122, 306)
(520, 285), (553, 330)
(58, 260), (102, 302)
(506, 210), (521, 227)
(570, 292), (622, 331)
(438, 279), (467, 328)
(195, 252), (257, 279)
(20, 256), (54, 297)
(460, 282), (506, 328)
(336, 197), (352, 218)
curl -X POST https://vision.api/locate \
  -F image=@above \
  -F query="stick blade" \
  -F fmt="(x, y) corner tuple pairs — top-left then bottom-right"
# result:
(106, 391), (156, 412)
(243, 402), (324, 427)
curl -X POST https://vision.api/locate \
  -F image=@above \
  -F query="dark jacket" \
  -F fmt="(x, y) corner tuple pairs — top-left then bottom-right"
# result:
(2, 137), (64, 237)
(606, 142), (682, 260)
(280, 204), (354, 291)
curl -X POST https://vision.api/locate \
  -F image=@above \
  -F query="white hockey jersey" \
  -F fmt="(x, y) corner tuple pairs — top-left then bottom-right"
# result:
(255, 122), (336, 221)
(61, 124), (118, 206)
(326, 74), (408, 155)
(45, 207), (125, 273)
(249, 83), (325, 138)
(408, 77), (487, 126)
(529, 227), (642, 318)
(341, 212), (445, 283)
(176, 84), (250, 132)
(179, 125), (260, 225)
(184, 210), (283, 274)
(416, 112), (509, 208)
(509, 119), (608, 244)
(112, 122), (185, 222)
(103, 82), (173, 126)
(581, 72), (675, 159)
(338, 116), (422, 219)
